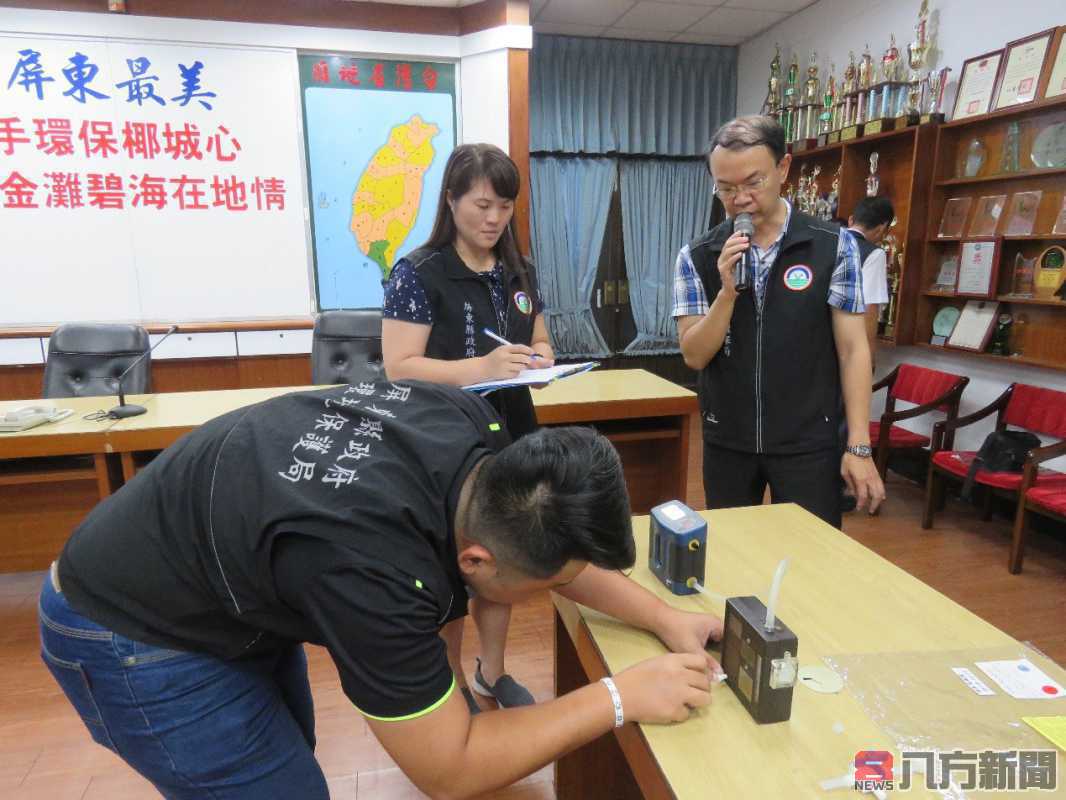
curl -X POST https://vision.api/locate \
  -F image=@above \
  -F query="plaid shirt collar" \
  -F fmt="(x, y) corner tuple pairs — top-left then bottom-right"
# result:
(749, 199), (791, 308)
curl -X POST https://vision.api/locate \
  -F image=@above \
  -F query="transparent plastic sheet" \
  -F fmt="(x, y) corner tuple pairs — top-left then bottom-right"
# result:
(825, 644), (1066, 754)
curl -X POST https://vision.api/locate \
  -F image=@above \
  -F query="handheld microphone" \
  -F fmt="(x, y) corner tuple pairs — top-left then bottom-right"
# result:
(733, 213), (754, 292)
(108, 325), (178, 419)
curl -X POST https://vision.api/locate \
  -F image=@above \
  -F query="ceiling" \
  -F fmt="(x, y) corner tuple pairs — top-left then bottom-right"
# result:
(531, 0), (816, 45)
(348, 0), (817, 46)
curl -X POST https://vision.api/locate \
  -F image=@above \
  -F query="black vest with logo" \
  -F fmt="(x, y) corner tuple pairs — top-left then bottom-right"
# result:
(405, 244), (539, 439)
(690, 210), (843, 455)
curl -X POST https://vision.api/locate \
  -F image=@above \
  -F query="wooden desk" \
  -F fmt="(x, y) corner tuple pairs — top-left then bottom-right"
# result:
(0, 397), (121, 499)
(554, 504), (1065, 800)
(104, 370), (696, 511)
(0, 369), (696, 512)
(531, 370), (696, 511)
(0, 396), (117, 458)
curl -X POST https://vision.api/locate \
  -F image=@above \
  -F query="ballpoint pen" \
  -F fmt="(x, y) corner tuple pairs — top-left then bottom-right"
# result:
(482, 328), (541, 358)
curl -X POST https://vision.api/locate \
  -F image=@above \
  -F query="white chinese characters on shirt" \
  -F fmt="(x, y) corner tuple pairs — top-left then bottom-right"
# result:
(277, 383), (410, 488)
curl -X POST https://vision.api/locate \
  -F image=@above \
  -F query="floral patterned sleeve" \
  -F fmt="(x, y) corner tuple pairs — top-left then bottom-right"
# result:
(383, 259), (434, 325)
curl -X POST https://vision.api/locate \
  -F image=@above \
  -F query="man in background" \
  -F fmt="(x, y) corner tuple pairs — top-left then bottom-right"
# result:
(847, 195), (895, 371)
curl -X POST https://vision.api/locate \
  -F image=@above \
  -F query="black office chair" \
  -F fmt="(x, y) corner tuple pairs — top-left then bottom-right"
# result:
(311, 310), (384, 385)
(43, 323), (152, 398)
(0, 324), (153, 500)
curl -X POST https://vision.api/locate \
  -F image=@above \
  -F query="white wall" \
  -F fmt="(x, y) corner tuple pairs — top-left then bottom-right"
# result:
(739, 0), (1066, 466)
(460, 49), (511, 150)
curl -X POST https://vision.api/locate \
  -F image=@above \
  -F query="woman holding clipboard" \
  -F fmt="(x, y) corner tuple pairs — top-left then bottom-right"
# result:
(382, 143), (554, 714)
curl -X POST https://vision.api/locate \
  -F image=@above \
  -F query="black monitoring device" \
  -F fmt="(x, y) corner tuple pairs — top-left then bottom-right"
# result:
(720, 559), (798, 724)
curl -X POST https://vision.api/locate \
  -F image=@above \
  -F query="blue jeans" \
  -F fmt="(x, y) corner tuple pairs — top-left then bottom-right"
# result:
(38, 571), (329, 799)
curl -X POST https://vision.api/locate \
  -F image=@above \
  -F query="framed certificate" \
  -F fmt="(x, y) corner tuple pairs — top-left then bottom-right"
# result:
(967, 194), (1007, 238)
(994, 29), (1055, 110)
(954, 50), (1003, 120)
(938, 196), (972, 239)
(956, 239), (1001, 298)
(1040, 26), (1066, 100)
(947, 300), (1000, 352)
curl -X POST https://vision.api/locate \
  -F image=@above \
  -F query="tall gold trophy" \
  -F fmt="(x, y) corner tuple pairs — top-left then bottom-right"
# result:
(904, 0), (929, 126)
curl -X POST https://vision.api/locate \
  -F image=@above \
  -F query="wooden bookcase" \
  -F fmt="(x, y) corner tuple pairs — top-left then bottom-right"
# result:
(918, 94), (1066, 371)
(786, 123), (938, 346)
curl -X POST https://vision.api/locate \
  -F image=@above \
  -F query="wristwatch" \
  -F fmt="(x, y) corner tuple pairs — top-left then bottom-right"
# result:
(845, 444), (873, 458)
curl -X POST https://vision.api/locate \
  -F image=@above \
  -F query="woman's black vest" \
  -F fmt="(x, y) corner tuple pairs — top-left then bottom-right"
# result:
(405, 244), (539, 439)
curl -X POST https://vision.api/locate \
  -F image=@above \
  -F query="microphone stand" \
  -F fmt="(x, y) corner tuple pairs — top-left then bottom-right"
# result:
(109, 325), (178, 419)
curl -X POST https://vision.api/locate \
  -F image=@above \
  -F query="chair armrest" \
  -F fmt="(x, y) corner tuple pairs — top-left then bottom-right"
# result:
(880, 381), (968, 426)
(940, 391), (1008, 435)
(1028, 439), (1066, 466)
(871, 365), (899, 395)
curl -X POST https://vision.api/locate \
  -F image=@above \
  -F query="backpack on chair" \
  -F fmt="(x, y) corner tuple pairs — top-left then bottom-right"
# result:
(960, 430), (1042, 500)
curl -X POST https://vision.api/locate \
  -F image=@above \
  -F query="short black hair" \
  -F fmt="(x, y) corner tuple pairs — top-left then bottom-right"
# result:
(707, 115), (787, 163)
(851, 195), (895, 229)
(466, 426), (635, 579)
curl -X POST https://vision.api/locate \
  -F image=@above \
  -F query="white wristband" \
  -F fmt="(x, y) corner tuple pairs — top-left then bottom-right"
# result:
(600, 677), (624, 728)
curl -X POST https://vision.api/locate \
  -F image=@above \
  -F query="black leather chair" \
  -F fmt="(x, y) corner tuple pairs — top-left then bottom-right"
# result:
(311, 310), (384, 385)
(43, 323), (152, 399)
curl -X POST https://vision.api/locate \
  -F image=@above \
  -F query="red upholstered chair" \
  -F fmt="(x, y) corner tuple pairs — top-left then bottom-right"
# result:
(922, 383), (1066, 573)
(870, 364), (969, 479)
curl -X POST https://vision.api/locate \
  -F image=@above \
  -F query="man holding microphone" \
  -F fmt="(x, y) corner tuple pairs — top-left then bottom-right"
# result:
(672, 115), (885, 528)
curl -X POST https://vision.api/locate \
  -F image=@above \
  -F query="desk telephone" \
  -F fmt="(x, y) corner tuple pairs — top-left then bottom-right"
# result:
(0, 405), (73, 432)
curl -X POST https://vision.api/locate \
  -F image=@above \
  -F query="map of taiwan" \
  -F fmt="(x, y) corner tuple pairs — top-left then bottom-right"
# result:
(351, 114), (440, 280)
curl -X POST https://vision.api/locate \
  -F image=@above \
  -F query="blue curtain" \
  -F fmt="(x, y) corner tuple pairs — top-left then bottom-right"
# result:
(531, 35), (737, 156)
(530, 156), (615, 358)
(620, 160), (713, 355)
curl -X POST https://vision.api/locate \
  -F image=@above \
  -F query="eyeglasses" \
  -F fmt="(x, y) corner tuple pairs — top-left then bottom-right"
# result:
(713, 174), (770, 201)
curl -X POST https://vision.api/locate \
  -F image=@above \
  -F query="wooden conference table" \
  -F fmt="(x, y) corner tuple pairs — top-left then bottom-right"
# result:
(0, 369), (696, 512)
(554, 503), (1066, 799)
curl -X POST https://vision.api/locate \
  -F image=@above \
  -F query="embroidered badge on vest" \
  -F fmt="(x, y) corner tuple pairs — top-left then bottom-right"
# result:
(783, 265), (813, 291)
(513, 291), (533, 315)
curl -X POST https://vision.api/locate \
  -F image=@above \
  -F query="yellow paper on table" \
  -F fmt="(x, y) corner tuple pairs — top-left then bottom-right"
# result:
(1022, 716), (1066, 751)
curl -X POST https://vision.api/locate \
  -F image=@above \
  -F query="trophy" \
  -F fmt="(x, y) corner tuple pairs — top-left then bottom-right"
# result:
(764, 45), (783, 117)
(880, 228), (901, 336)
(880, 34), (903, 83)
(795, 51), (820, 148)
(866, 35), (907, 133)
(827, 165), (841, 218)
(841, 52), (858, 129)
(840, 52), (864, 140)
(923, 66), (950, 123)
(988, 313), (1014, 356)
(809, 164), (823, 216)
(1000, 120), (1021, 173)
(905, 0), (929, 121)
(796, 164), (809, 212)
(866, 151), (880, 196)
(1012, 252), (1037, 297)
(782, 51), (799, 143)
(856, 44), (874, 127)
(818, 65), (836, 146)
(960, 137), (987, 177)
